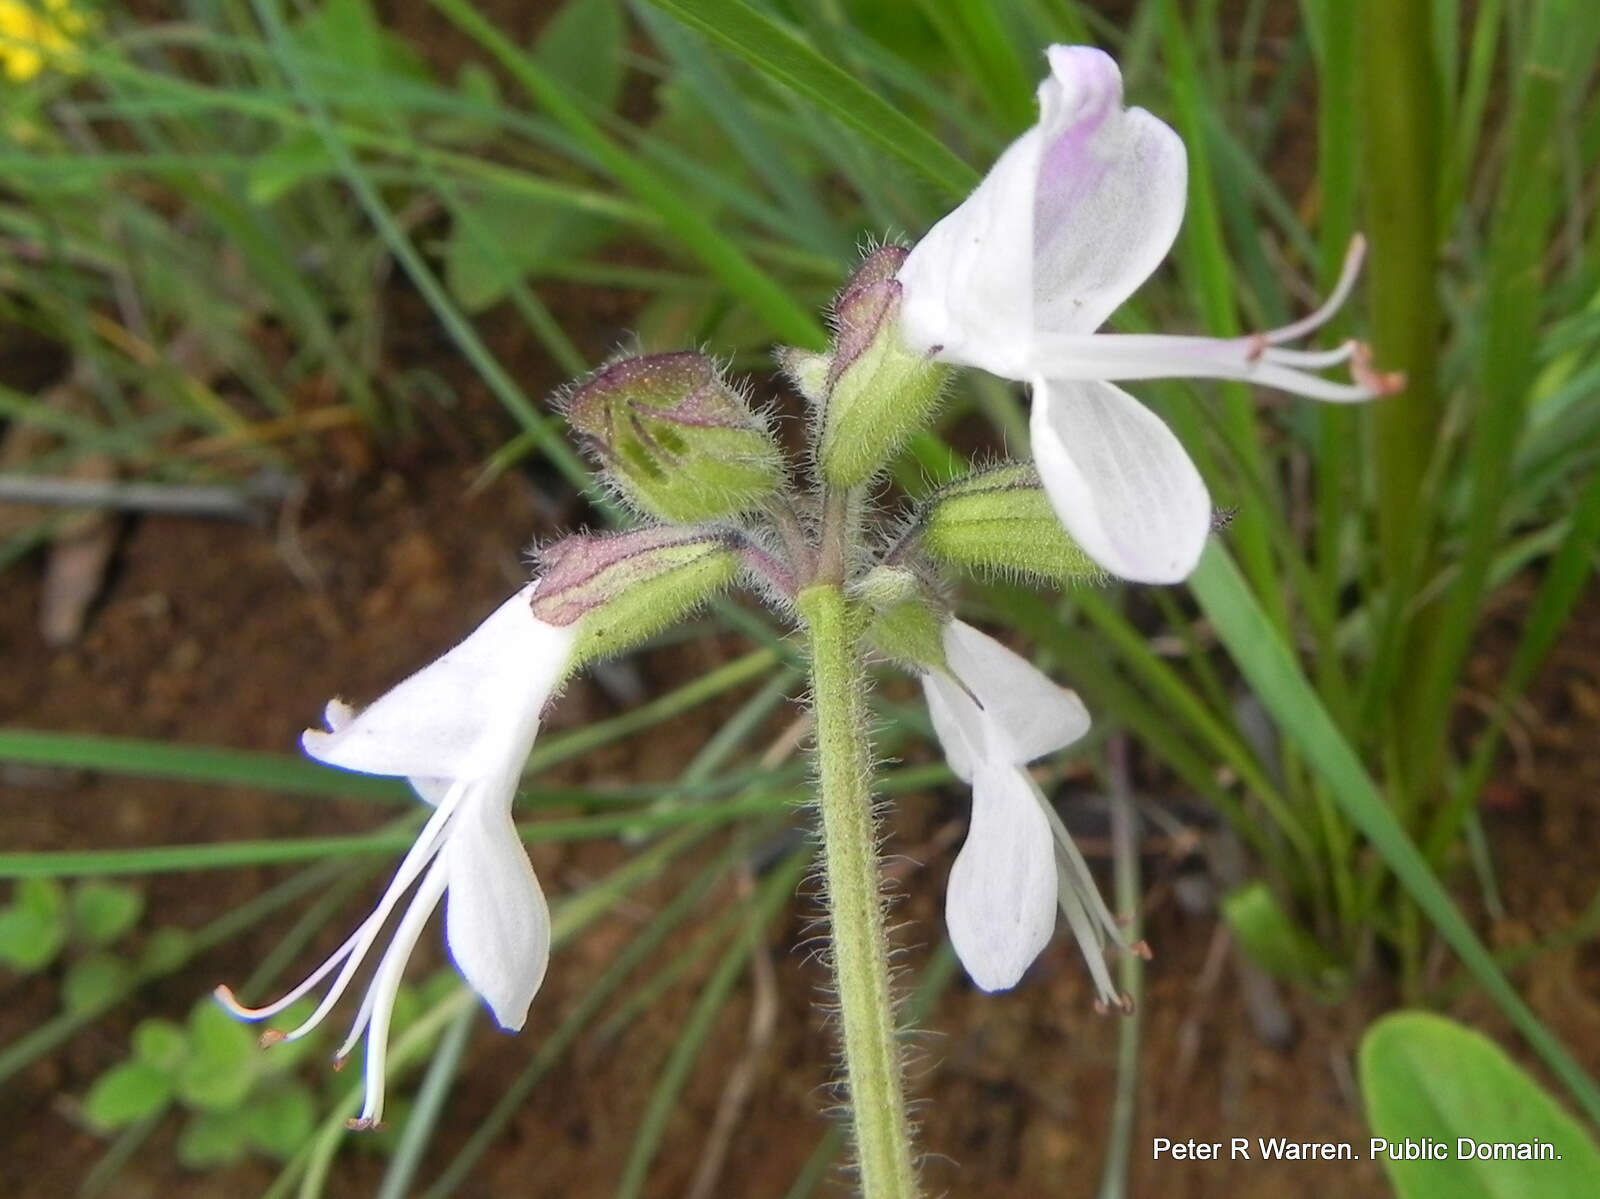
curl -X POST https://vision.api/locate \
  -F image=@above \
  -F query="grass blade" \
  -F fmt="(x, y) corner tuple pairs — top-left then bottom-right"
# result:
(1188, 542), (1600, 1124)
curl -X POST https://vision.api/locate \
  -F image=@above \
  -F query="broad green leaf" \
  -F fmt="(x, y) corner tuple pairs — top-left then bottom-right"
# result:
(176, 1002), (258, 1111)
(177, 1108), (252, 1170)
(247, 131), (335, 205)
(443, 192), (608, 312)
(139, 927), (193, 974)
(533, 0), (624, 110)
(133, 1018), (189, 1074)
(1221, 882), (1344, 993)
(84, 1061), (174, 1129)
(0, 878), (68, 971)
(1361, 1012), (1600, 1198)
(63, 953), (134, 1013)
(70, 881), (144, 947)
(245, 1084), (317, 1160)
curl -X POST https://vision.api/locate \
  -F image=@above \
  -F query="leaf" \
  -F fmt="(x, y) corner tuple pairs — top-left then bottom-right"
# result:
(62, 953), (134, 1013)
(83, 1061), (173, 1130)
(132, 1018), (189, 1074)
(247, 132), (335, 206)
(0, 878), (68, 971)
(1361, 1011), (1600, 1198)
(533, 0), (624, 110)
(1221, 881), (1344, 993)
(138, 926), (192, 974)
(70, 880), (144, 947)
(245, 1084), (317, 1160)
(177, 1108), (252, 1170)
(443, 192), (608, 312)
(175, 1002), (258, 1111)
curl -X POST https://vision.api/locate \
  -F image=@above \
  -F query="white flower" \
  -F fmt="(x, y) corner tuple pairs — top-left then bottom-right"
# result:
(897, 45), (1399, 584)
(215, 583), (577, 1128)
(921, 619), (1139, 1003)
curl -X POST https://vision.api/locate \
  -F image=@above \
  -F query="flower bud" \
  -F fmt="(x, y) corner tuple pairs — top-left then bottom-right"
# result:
(816, 246), (949, 489)
(531, 526), (741, 665)
(563, 353), (783, 523)
(857, 566), (948, 672)
(917, 462), (1101, 586)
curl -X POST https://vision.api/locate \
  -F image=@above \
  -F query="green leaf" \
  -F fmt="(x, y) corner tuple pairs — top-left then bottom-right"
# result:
(83, 1061), (174, 1129)
(533, 0), (623, 109)
(443, 192), (608, 312)
(175, 1002), (258, 1111)
(139, 927), (193, 974)
(63, 953), (135, 1014)
(1221, 882), (1344, 993)
(245, 1084), (317, 1160)
(70, 881), (144, 947)
(247, 131), (335, 205)
(132, 1018), (189, 1074)
(0, 878), (68, 971)
(1361, 1011), (1600, 1198)
(177, 1108), (252, 1170)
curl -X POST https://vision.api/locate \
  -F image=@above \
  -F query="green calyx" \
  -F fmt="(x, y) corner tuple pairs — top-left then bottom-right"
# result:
(916, 461), (1102, 586)
(563, 352), (784, 523)
(812, 247), (949, 489)
(531, 526), (741, 666)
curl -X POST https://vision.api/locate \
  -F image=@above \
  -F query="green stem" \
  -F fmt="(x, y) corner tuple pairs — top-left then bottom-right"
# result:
(797, 583), (917, 1199)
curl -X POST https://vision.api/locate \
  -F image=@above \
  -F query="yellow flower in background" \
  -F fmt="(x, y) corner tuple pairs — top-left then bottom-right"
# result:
(0, 0), (89, 83)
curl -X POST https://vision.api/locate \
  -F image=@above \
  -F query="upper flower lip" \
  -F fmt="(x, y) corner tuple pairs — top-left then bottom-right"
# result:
(894, 43), (1399, 585)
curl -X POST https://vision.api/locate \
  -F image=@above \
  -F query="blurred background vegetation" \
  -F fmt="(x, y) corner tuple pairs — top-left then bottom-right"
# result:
(1, 0), (1598, 1194)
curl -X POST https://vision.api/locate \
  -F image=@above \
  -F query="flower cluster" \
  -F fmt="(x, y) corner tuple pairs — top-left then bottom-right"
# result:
(218, 43), (1391, 1128)
(0, 0), (88, 83)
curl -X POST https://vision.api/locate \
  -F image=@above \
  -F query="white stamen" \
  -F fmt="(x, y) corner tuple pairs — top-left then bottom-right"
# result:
(1260, 340), (1358, 370)
(349, 859), (449, 1129)
(1259, 234), (1365, 347)
(217, 786), (461, 1042)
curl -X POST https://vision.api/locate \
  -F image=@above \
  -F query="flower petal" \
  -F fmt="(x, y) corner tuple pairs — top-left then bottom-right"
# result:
(921, 668), (985, 784)
(896, 124), (1043, 373)
(442, 775), (550, 1030)
(896, 45), (1186, 379)
(946, 761), (1058, 992)
(942, 620), (1090, 766)
(1030, 46), (1187, 338)
(304, 584), (576, 782)
(1030, 377), (1210, 583)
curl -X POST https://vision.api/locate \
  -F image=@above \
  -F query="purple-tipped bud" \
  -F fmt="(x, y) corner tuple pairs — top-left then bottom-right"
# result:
(531, 526), (741, 664)
(561, 353), (783, 523)
(816, 247), (949, 488)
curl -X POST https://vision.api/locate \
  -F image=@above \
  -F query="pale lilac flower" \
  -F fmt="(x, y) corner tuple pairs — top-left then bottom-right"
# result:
(921, 619), (1137, 1003)
(216, 583), (576, 1128)
(897, 45), (1399, 583)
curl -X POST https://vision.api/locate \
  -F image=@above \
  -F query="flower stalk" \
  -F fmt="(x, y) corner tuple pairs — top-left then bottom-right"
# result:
(798, 582), (917, 1199)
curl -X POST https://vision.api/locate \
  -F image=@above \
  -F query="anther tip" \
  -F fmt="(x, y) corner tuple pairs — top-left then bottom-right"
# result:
(1131, 940), (1154, 961)
(258, 1029), (286, 1049)
(332, 1055), (348, 1072)
(345, 1117), (382, 1132)
(1353, 344), (1406, 396)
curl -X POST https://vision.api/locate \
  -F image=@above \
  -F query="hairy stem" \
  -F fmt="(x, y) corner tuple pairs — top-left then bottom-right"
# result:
(797, 583), (917, 1199)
